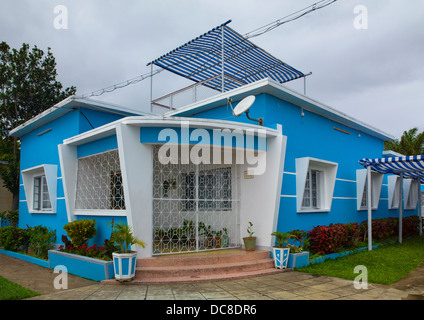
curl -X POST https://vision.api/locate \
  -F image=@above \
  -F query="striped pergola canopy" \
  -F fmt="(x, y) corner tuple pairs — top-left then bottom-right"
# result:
(359, 155), (424, 182)
(147, 20), (305, 92)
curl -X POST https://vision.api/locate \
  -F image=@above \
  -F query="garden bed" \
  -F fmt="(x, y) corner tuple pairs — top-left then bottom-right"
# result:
(0, 248), (49, 268)
(48, 250), (114, 282)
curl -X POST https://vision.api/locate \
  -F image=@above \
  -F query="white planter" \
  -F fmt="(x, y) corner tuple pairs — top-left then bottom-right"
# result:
(272, 247), (290, 269)
(112, 251), (137, 281)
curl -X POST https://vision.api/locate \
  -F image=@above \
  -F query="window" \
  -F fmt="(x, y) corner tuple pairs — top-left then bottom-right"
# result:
(75, 149), (126, 211)
(405, 179), (419, 210)
(33, 176), (52, 211)
(183, 167), (232, 211)
(388, 175), (400, 209)
(301, 169), (321, 209)
(110, 171), (125, 209)
(356, 169), (383, 211)
(21, 164), (57, 214)
(296, 157), (338, 213)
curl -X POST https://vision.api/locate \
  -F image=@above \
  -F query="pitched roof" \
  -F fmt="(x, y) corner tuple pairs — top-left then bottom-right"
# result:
(9, 96), (149, 137)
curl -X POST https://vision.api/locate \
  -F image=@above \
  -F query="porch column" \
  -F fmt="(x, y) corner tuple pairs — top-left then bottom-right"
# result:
(367, 165), (372, 251)
(418, 178), (422, 236)
(399, 173), (403, 244)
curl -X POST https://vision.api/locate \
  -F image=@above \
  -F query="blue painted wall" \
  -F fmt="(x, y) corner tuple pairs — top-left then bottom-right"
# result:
(18, 107), (127, 245)
(187, 93), (418, 232)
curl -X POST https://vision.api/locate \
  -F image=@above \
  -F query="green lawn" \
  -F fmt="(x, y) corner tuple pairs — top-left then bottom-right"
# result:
(0, 275), (40, 300)
(298, 235), (424, 285)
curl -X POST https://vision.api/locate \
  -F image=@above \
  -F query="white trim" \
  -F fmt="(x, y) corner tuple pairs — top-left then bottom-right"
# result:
(404, 179), (419, 210)
(295, 157), (338, 213)
(356, 169), (383, 211)
(333, 197), (356, 200)
(281, 194), (296, 198)
(62, 116), (278, 148)
(74, 209), (127, 217)
(336, 178), (356, 183)
(388, 175), (400, 209)
(21, 164), (57, 214)
(58, 144), (78, 222)
(9, 96), (149, 137)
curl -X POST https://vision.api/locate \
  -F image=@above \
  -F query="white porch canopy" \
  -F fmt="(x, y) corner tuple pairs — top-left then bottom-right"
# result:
(359, 155), (424, 250)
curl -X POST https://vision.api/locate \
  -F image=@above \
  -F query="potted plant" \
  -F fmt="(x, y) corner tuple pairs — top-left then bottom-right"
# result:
(204, 225), (214, 249)
(243, 222), (256, 251)
(287, 230), (310, 269)
(221, 228), (229, 248)
(110, 221), (146, 282)
(214, 230), (223, 248)
(270, 231), (294, 269)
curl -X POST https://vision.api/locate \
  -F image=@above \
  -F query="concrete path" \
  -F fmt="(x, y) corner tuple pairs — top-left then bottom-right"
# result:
(0, 253), (416, 300)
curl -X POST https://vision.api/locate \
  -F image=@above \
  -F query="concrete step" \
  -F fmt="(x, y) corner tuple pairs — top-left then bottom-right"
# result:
(137, 249), (271, 267)
(101, 249), (287, 285)
(129, 268), (285, 285)
(137, 258), (275, 278)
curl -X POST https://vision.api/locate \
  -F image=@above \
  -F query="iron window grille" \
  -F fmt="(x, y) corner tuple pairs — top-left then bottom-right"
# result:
(75, 149), (125, 210)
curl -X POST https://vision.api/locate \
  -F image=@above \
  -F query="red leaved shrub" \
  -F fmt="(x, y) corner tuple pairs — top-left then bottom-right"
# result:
(308, 216), (422, 255)
(308, 222), (359, 255)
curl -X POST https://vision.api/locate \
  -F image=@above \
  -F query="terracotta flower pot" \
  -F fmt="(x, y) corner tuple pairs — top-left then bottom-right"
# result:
(243, 237), (256, 251)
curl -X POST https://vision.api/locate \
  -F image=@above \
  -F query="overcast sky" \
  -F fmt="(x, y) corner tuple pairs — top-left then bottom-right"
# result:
(1, 0), (423, 139)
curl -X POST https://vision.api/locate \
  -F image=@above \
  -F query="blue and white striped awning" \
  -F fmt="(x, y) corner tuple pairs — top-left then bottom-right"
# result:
(147, 20), (305, 92)
(359, 155), (424, 182)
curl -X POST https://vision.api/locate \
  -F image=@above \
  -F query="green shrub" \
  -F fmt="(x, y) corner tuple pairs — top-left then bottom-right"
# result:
(0, 226), (29, 252)
(63, 219), (97, 248)
(27, 226), (56, 259)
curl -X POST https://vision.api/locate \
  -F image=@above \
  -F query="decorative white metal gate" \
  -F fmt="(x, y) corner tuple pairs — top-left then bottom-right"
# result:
(152, 146), (240, 255)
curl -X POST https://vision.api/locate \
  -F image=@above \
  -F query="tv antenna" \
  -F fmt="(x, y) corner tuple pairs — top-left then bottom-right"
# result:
(228, 95), (263, 126)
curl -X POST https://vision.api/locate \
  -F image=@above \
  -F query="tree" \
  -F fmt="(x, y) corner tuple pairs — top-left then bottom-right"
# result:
(0, 41), (76, 209)
(384, 127), (424, 156)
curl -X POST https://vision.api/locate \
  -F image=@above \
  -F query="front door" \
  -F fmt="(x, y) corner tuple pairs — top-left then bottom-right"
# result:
(152, 146), (240, 255)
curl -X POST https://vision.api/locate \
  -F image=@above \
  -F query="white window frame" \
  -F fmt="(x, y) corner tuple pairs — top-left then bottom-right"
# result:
(21, 164), (57, 214)
(388, 175), (400, 209)
(296, 157), (338, 213)
(356, 169), (383, 211)
(301, 168), (322, 210)
(404, 179), (419, 210)
(32, 175), (52, 211)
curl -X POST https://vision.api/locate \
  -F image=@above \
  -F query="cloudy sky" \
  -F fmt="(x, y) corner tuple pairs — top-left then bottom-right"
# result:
(1, 0), (423, 139)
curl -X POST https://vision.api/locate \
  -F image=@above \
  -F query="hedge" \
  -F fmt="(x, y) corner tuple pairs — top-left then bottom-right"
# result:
(308, 216), (421, 255)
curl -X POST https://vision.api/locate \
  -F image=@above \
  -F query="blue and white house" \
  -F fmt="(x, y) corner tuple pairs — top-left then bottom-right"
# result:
(10, 21), (419, 259)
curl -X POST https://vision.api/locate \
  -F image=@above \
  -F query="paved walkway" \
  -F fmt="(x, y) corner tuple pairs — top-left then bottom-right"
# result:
(2, 253), (423, 300)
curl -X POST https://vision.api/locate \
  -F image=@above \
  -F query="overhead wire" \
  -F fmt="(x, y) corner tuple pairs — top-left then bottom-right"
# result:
(77, 0), (338, 99)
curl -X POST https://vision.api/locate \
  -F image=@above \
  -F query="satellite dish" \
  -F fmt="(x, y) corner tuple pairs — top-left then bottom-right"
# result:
(232, 95), (256, 117)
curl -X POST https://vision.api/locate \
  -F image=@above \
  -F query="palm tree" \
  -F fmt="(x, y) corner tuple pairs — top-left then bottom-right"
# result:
(384, 127), (424, 155)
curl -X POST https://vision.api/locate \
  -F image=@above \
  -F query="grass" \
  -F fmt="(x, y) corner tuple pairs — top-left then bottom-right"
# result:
(0, 275), (40, 300)
(298, 235), (424, 284)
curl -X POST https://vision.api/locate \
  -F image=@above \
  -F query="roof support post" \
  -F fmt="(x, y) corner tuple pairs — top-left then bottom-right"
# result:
(418, 178), (422, 236)
(150, 64), (153, 113)
(367, 165), (372, 251)
(399, 173), (403, 244)
(221, 26), (225, 93)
